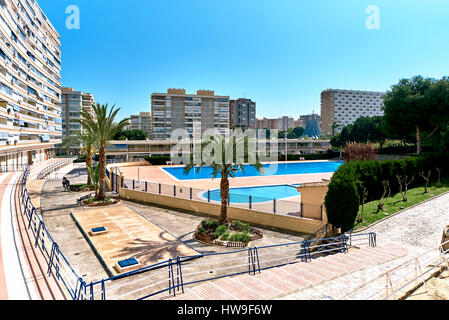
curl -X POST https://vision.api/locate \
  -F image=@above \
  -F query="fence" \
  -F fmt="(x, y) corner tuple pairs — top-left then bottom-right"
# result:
(86, 232), (376, 300)
(120, 178), (324, 220)
(340, 240), (449, 300)
(36, 158), (75, 180)
(19, 166), (86, 300)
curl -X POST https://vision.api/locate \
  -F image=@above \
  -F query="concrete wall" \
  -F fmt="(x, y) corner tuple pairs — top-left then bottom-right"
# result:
(120, 188), (326, 235)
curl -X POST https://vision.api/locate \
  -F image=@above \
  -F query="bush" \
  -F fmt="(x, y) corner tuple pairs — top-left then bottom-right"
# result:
(325, 152), (449, 231)
(221, 232), (230, 241)
(201, 219), (219, 231)
(230, 220), (250, 232)
(324, 166), (360, 233)
(213, 225), (228, 239)
(229, 233), (242, 242)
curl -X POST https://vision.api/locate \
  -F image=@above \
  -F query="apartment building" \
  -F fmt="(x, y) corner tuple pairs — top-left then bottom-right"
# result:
(321, 89), (385, 136)
(151, 89), (230, 140)
(229, 98), (256, 130)
(130, 112), (152, 138)
(295, 113), (321, 129)
(61, 87), (94, 137)
(0, 0), (62, 170)
(256, 116), (294, 131)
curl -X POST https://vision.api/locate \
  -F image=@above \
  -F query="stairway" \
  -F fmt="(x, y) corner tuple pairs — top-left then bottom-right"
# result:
(163, 243), (408, 300)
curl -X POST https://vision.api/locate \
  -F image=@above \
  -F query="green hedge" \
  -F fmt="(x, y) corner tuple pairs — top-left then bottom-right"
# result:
(325, 152), (449, 232)
(278, 151), (340, 162)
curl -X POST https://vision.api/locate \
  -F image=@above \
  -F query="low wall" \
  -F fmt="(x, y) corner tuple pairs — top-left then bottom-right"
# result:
(120, 188), (326, 235)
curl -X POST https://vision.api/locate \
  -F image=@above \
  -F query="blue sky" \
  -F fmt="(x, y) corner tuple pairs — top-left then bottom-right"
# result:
(38, 0), (449, 121)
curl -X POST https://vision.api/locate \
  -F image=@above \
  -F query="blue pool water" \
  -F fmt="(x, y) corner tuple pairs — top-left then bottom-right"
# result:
(163, 161), (343, 180)
(203, 184), (302, 203)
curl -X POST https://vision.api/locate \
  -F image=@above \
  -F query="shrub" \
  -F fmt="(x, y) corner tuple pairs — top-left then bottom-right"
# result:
(230, 220), (250, 232)
(344, 142), (376, 162)
(221, 231), (230, 241)
(144, 155), (172, 165)
(229, 233), (242, 242)
(213, 225), (228, 239)
(201, 219), (219, 231)
(239, 231), (251, 243)
(324, 166), (360, 233)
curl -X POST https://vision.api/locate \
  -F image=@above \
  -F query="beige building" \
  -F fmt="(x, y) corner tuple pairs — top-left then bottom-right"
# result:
(229, 98), (256, 130)
(0, 0), (62, 170)
(321, 89), (385, 136)
(151, 89), (230, 140)
(256, 116), (294, 131)
(130, 112), (152, 138)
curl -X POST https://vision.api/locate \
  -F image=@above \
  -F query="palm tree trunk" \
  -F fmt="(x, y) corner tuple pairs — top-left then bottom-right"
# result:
(86, 150), (92, 187)
(98, 142), (106, 201)
(219, 175), (229, 225)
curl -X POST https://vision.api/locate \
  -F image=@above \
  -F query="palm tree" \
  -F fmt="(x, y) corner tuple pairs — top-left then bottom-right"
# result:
(75, 130), (98, 187)
(331, 121), (341, 137)
(60, 135), (79, 156)
(76, 104), (129, 200)
(184, 135), (263, 225)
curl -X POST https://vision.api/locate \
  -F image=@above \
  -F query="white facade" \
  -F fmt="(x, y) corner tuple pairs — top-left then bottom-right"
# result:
(321, 89), (385, 135)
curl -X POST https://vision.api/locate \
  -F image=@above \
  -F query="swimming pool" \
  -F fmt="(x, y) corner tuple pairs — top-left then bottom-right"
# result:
(203, 184), (302, 203)
(163, 161), (343, 180)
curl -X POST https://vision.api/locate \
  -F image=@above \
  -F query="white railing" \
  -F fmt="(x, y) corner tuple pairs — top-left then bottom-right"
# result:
(340, 240), (449, 300)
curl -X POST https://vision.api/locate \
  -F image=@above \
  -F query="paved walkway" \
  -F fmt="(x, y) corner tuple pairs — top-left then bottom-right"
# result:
(281, 191), (449, 300)
(0, 159), (75, 300)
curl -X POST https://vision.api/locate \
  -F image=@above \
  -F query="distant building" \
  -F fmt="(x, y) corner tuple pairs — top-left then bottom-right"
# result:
(301, 119), (324, 139)
(321, 89), (385, 136)
(256, 116), (294, 131)
(279, 116), (294, 131)
(229, 98), (256, 130)
(61, 87), (95, 138)
(296, 113), (321, 129)
(130, 112), (152, 138)
(151, 89), (229, 140)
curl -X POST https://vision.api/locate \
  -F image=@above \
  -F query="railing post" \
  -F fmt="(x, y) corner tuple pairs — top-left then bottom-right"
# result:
(273, 198), (276, 214)
(145, 181), (148, 192)
(320, 204), (323, 221)
(101, 279), (106, 300)
(174, 185), (176, 197)
(132, 180), (135, 190)
(300, 202), (303, 218)
(190, 187), (192, 200)
(249, 195), (252, 210)
(207, 190), (210, 203)
(159, 183), (161, 195)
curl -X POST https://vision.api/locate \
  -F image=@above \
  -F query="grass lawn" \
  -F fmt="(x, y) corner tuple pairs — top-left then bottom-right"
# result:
(353, 178), (449, 231)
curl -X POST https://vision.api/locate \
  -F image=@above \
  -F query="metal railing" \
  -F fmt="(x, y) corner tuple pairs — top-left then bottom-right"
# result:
(19, 166), (85, 300)
(36, 158), (75, 179)
(121, 177), (324, 220)
(85, 232), (376, 300)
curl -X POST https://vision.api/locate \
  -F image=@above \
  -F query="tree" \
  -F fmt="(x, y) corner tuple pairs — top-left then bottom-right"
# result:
(76, 104), (129, 201)
(331, 121), (341, 137)
(293, 127), (305, 138)
(114, 129), (147, 140)
(184, 135), (263, 225)
(383, 76), (449, 155)
(76, 130), (98, 187)
(343, 142), (376, 162)
(60, 136), (79, 156)
(87, 163), (100, 199)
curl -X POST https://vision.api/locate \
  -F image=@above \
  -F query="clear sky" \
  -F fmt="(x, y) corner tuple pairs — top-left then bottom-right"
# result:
(38, 0), (449, 121)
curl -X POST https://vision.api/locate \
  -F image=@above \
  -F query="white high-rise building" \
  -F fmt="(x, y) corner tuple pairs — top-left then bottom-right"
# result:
(321, 89), (385, 136)
(0, 0), (62, 170)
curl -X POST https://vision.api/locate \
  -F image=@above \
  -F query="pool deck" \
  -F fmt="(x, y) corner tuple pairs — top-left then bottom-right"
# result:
(118, 160), (336, 191)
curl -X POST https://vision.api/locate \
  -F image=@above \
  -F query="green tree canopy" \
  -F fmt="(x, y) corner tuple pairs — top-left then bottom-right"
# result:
(383, 75), (449, 154)
(114, 129), (147, 140)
